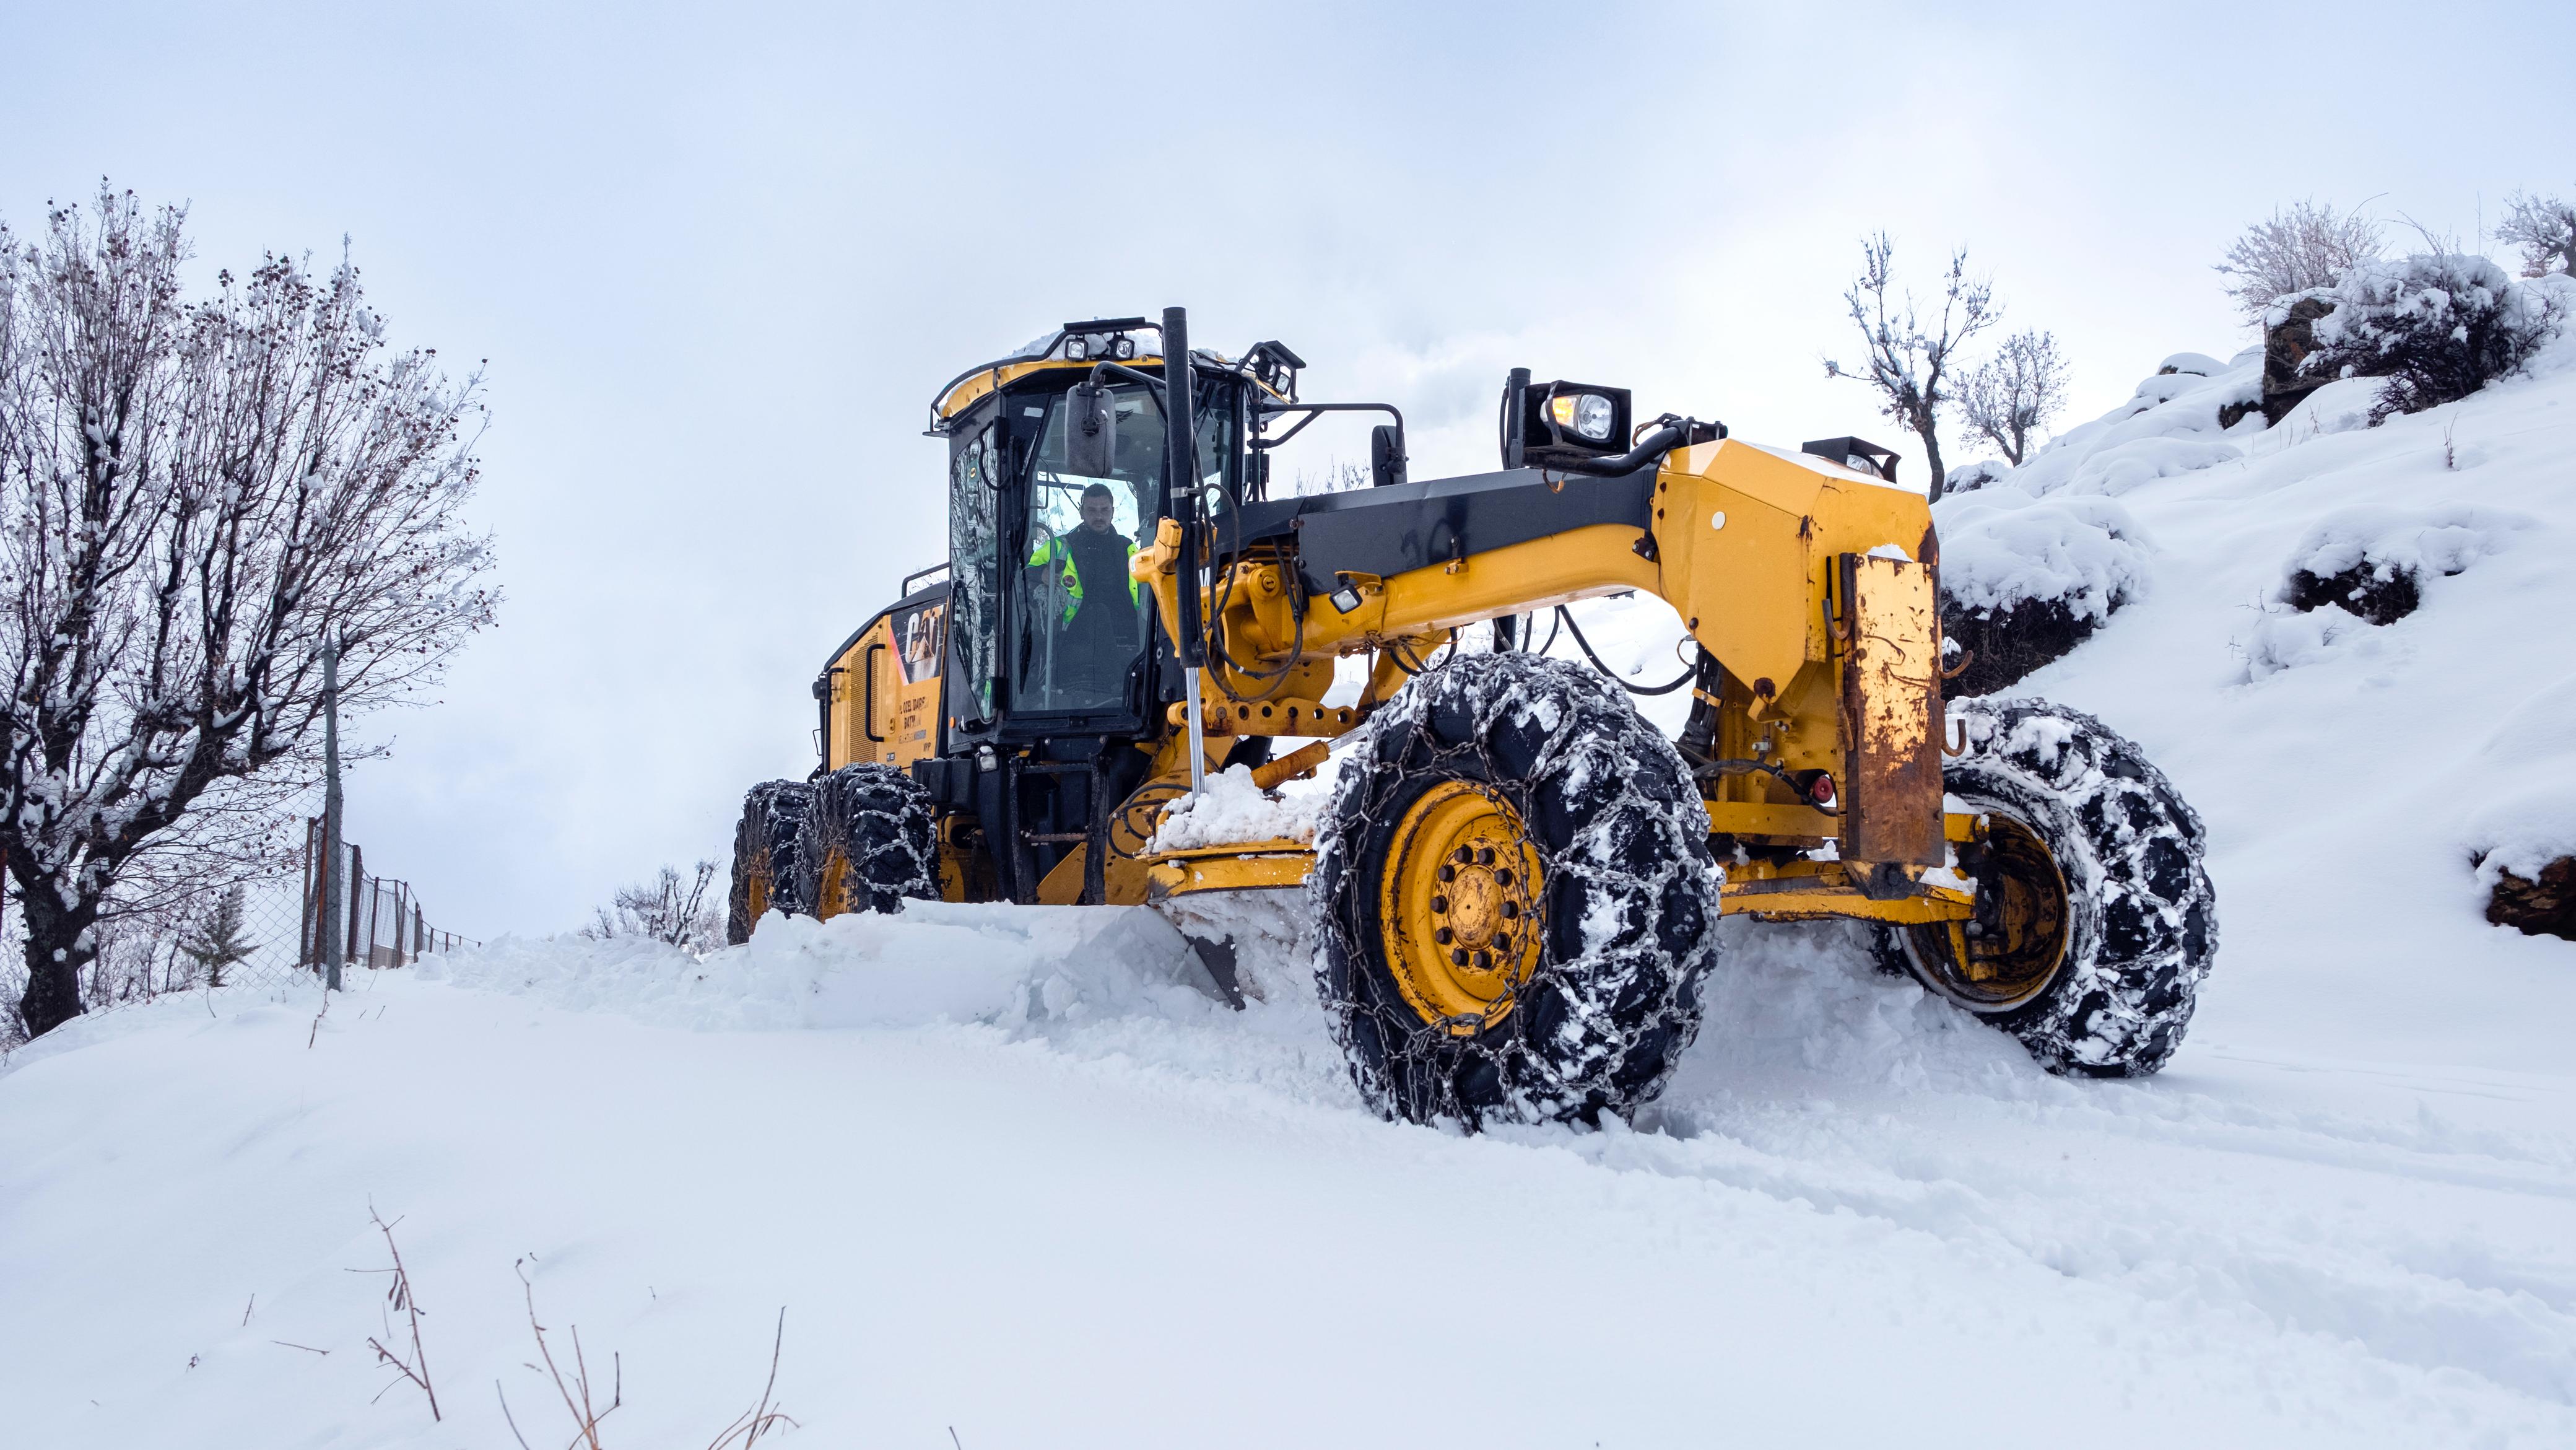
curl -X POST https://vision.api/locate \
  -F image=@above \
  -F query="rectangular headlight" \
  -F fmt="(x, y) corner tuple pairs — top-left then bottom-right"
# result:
(1515, 379), (1633, 466)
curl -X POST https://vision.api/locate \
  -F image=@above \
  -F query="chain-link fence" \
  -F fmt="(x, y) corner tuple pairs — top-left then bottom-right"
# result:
(2, 819), (478, 1047)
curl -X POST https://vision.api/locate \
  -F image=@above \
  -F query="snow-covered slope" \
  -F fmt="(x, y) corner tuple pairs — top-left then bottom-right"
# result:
(7, 304), (2576, 1447)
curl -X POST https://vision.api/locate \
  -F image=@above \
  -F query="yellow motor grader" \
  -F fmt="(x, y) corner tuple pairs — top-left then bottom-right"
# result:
(730, 307), (2215, 1125)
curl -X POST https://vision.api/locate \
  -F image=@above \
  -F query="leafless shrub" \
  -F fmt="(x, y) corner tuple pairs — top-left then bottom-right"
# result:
(582, 861), (722, 950)
(1824, 232), (1998, 497)
(500, 1258), (622, 1450)
(2498, 190), (2576, 278)
(1957, 329), (2068, 467)
(499, 1260), (796, 1450)
(2215, 199), (2384, 325)
(357, 1205), (440, 1422)
(1291, 460), (1369, 496)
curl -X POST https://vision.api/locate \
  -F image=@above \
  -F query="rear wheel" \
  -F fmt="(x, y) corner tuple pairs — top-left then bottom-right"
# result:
(727, 780), (815, 945)
(1313, 653), (1721, 1126)
(801, 763), (938, 918)
(1879, 699), (2216, 1075)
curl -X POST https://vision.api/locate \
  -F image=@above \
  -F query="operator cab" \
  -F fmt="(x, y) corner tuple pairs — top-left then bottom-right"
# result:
(930, 318), (1246, 744)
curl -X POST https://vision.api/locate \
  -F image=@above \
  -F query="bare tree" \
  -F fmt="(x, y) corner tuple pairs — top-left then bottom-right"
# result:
(1824, 233), (1997, 499)
(1957, 329), (2068, 467)
(2214, 199), (2384, 325)
(0, 184), (497, 1038)
(2498, 190), (2576, 278)
(582, 861), (721, 950)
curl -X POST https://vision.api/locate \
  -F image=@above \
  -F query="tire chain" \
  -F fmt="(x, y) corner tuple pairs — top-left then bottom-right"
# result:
(803, 763), (939, 915)
(1928, 697), (2219, 1075)
(1312, 652), (1723, 1126)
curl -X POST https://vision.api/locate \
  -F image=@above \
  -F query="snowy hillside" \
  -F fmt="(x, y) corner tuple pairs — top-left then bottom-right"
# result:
(8, 307), (2576, 1447)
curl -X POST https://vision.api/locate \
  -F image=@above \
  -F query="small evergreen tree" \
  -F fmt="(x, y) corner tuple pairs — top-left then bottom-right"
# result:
(177, 885), (256, 988)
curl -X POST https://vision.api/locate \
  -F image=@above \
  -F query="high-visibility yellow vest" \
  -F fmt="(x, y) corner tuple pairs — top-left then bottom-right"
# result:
(1028, 532), (1141, 623)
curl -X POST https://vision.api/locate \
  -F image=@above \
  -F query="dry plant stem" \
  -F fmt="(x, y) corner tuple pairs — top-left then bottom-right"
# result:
(272, 1340), (330, 1355)
(510, 1257), (621, 1450)
(705, 1308), (797, 1450)
(308, 989), (330, 1048)
(360, 1205), (440, 1421)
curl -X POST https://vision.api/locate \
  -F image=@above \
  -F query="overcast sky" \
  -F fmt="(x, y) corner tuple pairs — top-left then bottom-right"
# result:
(4, 1), (2567, 938)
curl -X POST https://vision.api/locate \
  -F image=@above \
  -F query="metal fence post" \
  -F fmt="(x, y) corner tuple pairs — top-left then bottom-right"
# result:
(320, 631), (346, 992)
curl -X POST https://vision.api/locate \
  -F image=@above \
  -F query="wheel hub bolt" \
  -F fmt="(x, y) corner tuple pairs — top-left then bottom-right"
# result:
(1450, 948), (1468, 966)
(1431, 895), (1448, 914)
(1435, 927), (1453, 945)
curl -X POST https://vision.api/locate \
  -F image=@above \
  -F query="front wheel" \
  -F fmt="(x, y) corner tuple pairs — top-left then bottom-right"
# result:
(1312, 653), (1722, 1126)
(1879, 699), (2217, 1076)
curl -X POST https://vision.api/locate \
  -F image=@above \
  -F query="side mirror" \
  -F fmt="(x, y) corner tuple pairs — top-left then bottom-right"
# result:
(1370, 423), (1407, 489)
(1065, 381), (1114, 478)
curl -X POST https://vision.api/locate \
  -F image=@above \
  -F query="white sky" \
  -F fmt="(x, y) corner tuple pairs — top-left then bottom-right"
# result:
(4, 0), (2568, 937)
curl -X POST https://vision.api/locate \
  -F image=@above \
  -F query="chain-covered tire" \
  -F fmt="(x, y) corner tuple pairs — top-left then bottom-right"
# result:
(800, 762), (938, 919)
(1877, 698), (2217, 1076)
(1312, 653), (1722, 1127)
(726, 780), (815, 945)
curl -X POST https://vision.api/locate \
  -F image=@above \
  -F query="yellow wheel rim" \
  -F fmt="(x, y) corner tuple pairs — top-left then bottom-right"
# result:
(815, 846), (850, 920)
(1377, 780), (1546, 1034)
(1902, 812), (2069, 1010)
(744, 850), (773, 923)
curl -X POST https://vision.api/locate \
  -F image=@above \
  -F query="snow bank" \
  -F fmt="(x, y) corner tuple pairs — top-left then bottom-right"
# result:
(1149, 764), (1318, 850)
(2235, 504), (2535, 678)
(2004, 348), (2260, 498)
(420, 903), (1227, 1035)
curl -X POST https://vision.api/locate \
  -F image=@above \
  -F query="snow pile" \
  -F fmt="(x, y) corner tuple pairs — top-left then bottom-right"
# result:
(1674, 919), (2045, 1098)
(2002, 347), (2261, 498)
(1935, 486), (2152, 622)
(1149, 763), (1318, 850)
(422, 902), (1227, 1036)
(2466, 676), (2576, 886)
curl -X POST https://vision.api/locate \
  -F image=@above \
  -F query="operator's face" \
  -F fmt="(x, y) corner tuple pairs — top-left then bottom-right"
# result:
(1081, 493), (1115, 532)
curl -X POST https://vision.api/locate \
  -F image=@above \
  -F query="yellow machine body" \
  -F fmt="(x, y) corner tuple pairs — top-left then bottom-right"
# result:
(1126, 438), (1970, 925)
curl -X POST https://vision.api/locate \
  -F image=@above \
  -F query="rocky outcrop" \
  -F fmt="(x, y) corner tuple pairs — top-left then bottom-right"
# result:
(2487, 857), (2576, 942)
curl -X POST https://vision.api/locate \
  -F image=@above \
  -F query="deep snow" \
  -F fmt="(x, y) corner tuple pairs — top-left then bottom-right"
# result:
(7, 304), (2576, 1447)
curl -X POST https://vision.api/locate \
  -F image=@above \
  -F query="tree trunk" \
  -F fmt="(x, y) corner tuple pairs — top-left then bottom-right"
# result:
(16, 885), (98, 1037)
(1918, 418), (1949, 500)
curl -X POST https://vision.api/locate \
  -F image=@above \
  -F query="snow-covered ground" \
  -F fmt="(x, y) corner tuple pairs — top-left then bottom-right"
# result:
(9, 309), (2576, 1447)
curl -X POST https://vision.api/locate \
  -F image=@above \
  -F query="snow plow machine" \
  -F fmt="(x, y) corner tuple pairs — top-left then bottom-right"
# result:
(729, 308), (2216, 1125)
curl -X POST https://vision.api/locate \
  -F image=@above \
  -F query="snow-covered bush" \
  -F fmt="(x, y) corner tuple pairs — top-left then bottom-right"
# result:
(1939, 460), (2009, 495)
(2238, 505), (2532, 679)
(2283, 253), (2563, 423)
(2274, 504), (2529, 626)
(1934, 487), (2151, 697)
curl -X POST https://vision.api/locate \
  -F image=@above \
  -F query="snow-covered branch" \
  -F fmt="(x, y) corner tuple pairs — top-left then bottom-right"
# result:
(0, 183), (497, 1037)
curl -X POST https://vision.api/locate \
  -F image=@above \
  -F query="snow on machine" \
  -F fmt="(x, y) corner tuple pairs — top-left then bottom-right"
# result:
(729, 308), (2216, 1125)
